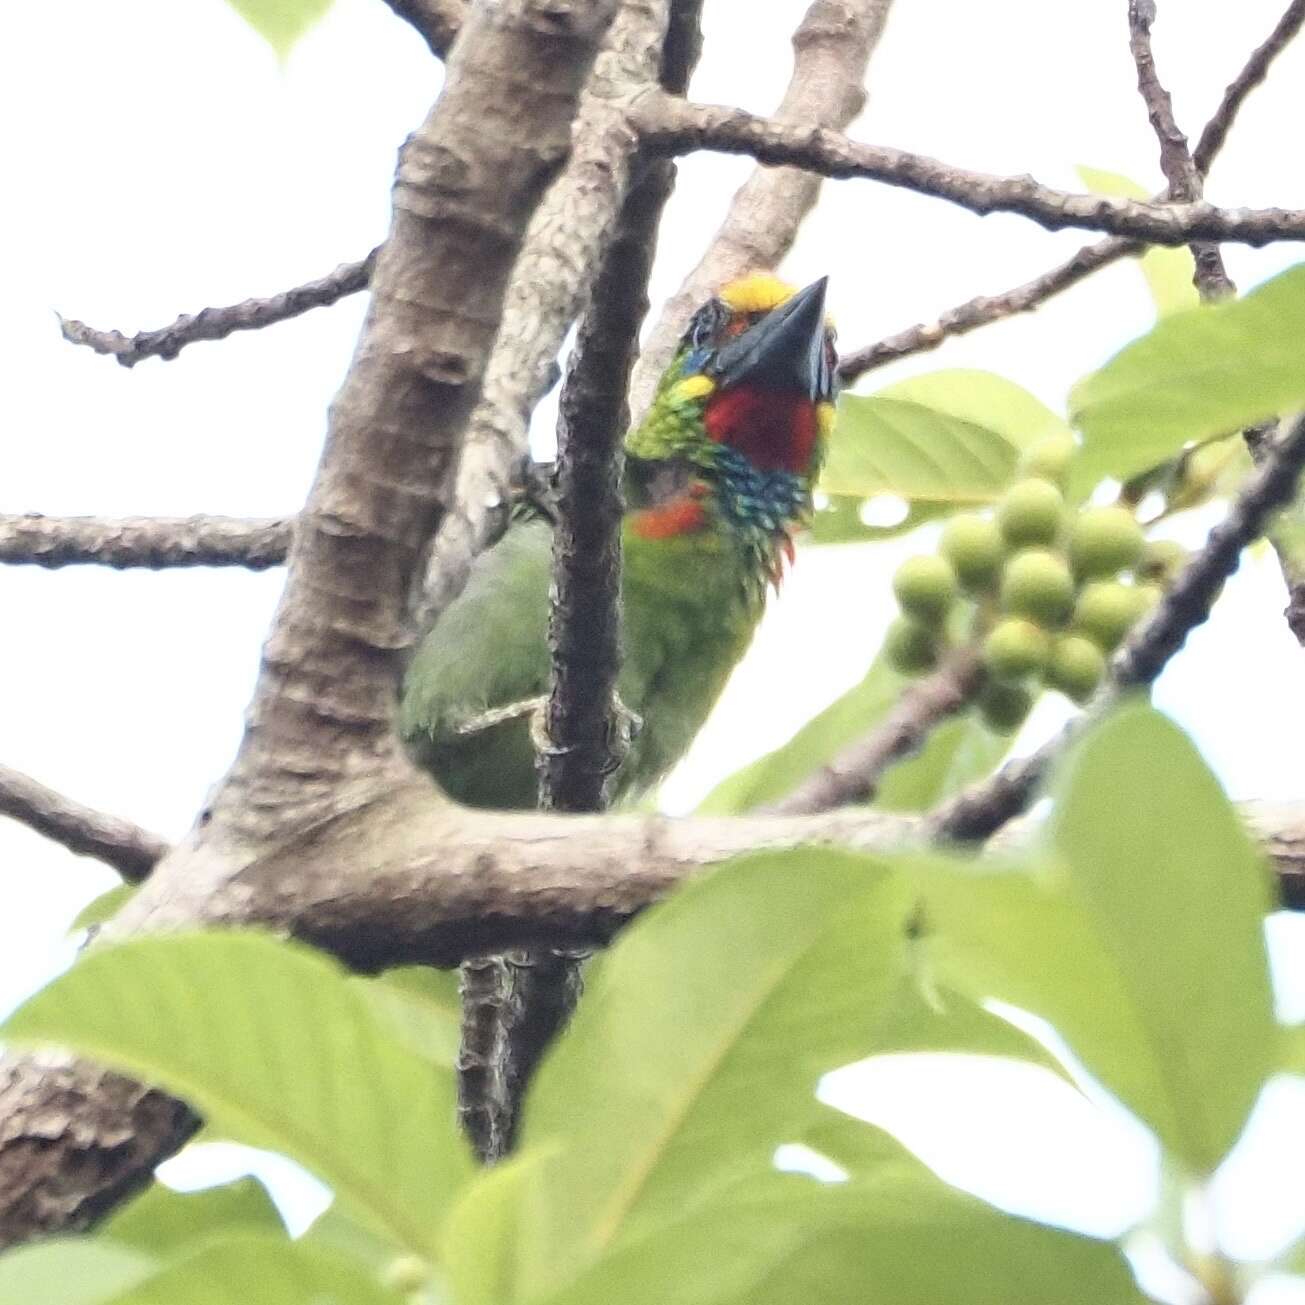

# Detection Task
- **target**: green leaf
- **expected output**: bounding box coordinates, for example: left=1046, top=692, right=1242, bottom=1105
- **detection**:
left=1279, top=1234, right=1305, bottom=1277
left=1077, top=167, right=1199, bottom=319
left=353, top=966, right=462, bottom=1065
left=546, top=1171, right=1146, bottom=1305
left=1048, top=704, right=1277, bottom=1171
left=880, top=370, right=1070, bottom=447
left=1282, top=1023, right=1305, bottom=1077
left=698, top=651, right=905, bottom=814
left=866, top=971, right=1073, bottom=1081
left=102, top=1176, right=284, bottom=1256
left=2, top=932, right=473, bottom=1255
left=1070, top=262, right=1305, bottom=489
left=794, top=1103, right=935, bottom=1181
left=71, top=884, right=139, bottom=932
left=914, top=856, right=1204, bottom=1173
left=521, top=850, right=910, bottom=1291
left=0, top=1239, right=155, bottom=1305
left=224, top=0, right=334, bottom=59
left=824, top=391, right=1038, bottom=503
left=873, top=713, right=1014, bottom=813
left=440, top=1149, right=551, bottom=1305
left=807, top=495, right=947, bottom=545
left=102, top=1234, right=402, bottom=1305
left=823, top=396, right=1018, bottom=501
left=297, top=1204, right=403, bottom=1272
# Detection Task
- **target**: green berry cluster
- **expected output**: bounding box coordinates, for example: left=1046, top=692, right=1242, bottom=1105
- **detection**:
left=885, top=432, right=1186, bottom=732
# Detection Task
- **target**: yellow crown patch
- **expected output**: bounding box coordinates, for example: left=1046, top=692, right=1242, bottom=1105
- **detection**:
left=717, top=274, right=798, bottom=314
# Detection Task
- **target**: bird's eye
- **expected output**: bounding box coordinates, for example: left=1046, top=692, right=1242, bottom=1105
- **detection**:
left=688, top=299, right=729, bottom=350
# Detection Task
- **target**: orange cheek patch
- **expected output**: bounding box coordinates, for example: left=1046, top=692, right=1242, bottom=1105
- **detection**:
left=704, top=387, right=820, bottom=474
left=630, top=498, right=709, bottom=539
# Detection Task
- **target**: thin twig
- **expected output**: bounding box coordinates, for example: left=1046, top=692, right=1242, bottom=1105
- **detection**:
left=377, top=0, right=464, bottom=57
left=59, top=250, right=378, bottom=368
left=838, top=0, right=1305, bottom=380
left=637, top=93, right=1305, bottom=247
left=837, top=237, right=1144, bottom=379
left=1128, top=0, right=1305, bottom=649
left=1127, top=0, right=1234, bottom=297
left=767, top=647, right=985, bottom=815
left=0, top=514, right=293, bottom=570
left=928, top=411, right=1305, bottom=844
left=0, top=765, right=167, bottom=883
left=1193, top=0, right=1305, bottom=174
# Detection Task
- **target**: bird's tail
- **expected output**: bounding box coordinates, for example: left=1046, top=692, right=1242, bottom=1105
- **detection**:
left=458, top=949, right=585, bottom=1162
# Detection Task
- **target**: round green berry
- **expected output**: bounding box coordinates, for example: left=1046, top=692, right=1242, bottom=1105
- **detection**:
left=1047, top=634, right=1106, bottom=704
left=1018, top=432, right=1078, bottom=485
left=885, top=615, right=940, bottom=675
left=892, top=554, right=959, bottom=625
left=983, top=617, right=1051, bottom=681
left=1138, top=539, right=1188, bottom=586
left=1067, top=506, right=1144, bottom=578
left=997, top=478, right=1066, bottom=548
left=1072, top=581, right=1147, bottom=651
left=939, top=514, right=1005, bottom=592
left=1000, top=548, right=1075, bottom=626
left=978, top=680, right=1035, bottom=734
left=1135, top=582, right=1163, bottom=614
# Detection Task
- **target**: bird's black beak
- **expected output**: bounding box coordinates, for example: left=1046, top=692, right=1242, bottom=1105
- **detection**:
left=709, top=276, right=831, bottom=402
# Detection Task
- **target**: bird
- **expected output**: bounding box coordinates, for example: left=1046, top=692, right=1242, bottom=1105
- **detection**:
left=399, top=273, right=837, bottom=1156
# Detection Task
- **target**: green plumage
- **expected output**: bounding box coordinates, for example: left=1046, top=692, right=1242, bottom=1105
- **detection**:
left=400, top=474, right=761, bottom=810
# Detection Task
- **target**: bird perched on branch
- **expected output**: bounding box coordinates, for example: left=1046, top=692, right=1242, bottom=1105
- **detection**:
left=400, top=273, right=837, bottom=1157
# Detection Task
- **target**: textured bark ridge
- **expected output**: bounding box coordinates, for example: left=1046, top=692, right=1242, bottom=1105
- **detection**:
left=0, top=1056, right=195, bottom=1245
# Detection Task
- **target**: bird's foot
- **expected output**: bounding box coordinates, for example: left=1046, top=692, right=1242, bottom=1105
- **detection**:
left=453, top=696, right=548, bottom=737
left=525, top=693, right=642, bottom=775
left=607, top=693, right=643, bottom=763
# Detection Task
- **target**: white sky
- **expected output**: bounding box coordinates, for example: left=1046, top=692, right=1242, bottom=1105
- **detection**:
left=5, top=0, right=1305, bottom=1294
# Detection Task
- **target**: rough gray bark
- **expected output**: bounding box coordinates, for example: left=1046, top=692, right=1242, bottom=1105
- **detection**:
left=637, top=94, right=1305, bottom=247
left=0, top=766, right=166, bottom=883
left=0, top=515, right=292, bottom=570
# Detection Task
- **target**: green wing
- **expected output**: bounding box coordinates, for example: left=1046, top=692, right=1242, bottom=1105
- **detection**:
left=400, top=519, right=760, bottom=809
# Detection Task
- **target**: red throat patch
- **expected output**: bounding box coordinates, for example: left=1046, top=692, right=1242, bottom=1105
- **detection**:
left=703, top=386, right=820, bottom=474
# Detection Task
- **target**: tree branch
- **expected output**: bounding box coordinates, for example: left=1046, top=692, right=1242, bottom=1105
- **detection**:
left=637, top=93, right=1305, bottom=247
left=629, top=0, right=894, bottom=417
left=8, top=776, right=1305, bottom=975
left=0, top=0, right=621, bottom=1247
left=377, top=0, right=465, bottom=58
left=539, top=167, right=675, bottom=811
left=766, top=647, right=985, bottom=815
left=1127, top=0, right=1234, bottom=297
left=58, top=252, right=377, bottom=368
left=837, top=0, right=1304, bottom=380
left=837, top=236, right=1145, bottom=379
left=416, top=0, right=678, bottom=631
left=0, top=765, right=166, bottom=883
left=0, top=514, right=292, bottom=570
left=928, top=410, right=1305, bottom=844
left=1193, top=0, right=1305, bottom=175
